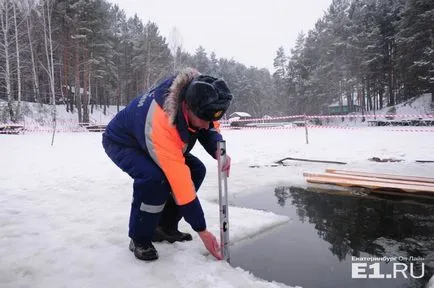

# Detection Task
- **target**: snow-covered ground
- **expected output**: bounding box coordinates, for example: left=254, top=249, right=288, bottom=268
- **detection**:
left=1, top=127, right=433, bottom=288
left=377, top=93, right=433, bottom=116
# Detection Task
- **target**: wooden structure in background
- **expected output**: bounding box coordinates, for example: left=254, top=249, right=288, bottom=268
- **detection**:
left=0, top=124, right=25, bottom=134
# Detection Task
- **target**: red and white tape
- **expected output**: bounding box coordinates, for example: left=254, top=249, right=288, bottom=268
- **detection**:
left=221, top=125, right=300, bottom=131
left=220, top=113, right=434, bottom=124
left=3, top=112, right=433, bottom=133
left=306, top=114, right=434, bottom=119
left=221, top=124, right=434, bottom=133
left=306, top=125, right=434, bottom=132
left=220, top=114, right=305, bottom=123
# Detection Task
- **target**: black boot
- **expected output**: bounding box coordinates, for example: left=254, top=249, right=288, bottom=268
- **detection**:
left=129, top=239, right=158, bottom=261
left=152, top=226, right=193, bottom=243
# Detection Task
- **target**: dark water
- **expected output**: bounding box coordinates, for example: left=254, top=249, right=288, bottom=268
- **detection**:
left=229, top=186, right=434, bottom=288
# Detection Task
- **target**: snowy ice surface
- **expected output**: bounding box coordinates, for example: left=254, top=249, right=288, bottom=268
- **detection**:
left=1, top=127, right=434, bottom=288
left=428, top=275, right=434, bottom=288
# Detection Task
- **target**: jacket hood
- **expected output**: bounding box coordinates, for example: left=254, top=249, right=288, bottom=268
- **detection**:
left=163, top=67, right=200, bottom=125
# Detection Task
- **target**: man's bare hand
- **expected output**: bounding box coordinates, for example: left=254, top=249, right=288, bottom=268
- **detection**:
left=222, top=154, right=231, bottom=177
left=216, top=150, right=231, bottom=177
left=198, top=230, right=222, bottom=260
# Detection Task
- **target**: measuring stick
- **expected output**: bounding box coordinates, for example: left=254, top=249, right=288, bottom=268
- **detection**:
left=217, top=140, right=230, bottom=262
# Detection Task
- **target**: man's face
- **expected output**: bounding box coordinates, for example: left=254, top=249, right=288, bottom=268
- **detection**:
left=187, top=108, right=210, bottom=130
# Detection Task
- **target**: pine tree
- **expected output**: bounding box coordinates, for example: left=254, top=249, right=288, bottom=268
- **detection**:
left=396, top=0, right=434, bottom=101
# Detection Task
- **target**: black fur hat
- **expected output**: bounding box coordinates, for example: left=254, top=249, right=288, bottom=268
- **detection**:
left=184, top=75, right=233, bottom=121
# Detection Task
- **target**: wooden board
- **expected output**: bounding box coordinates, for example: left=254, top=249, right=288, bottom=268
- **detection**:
left=305, top=176, right=434, bottom=193
left=325, top=168, right=434, bottom=184
left=303, top=172, right=434, bottom=188
left=307, top=182, right=434, bottom=201
left=0, top=124, right=24, bottom=135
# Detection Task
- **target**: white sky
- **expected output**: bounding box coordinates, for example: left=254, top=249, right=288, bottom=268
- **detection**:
left=108, top=0, right=332, bottom=71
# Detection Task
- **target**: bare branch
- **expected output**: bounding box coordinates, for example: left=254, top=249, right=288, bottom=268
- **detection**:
left=38, top=59, right=49, bottom=75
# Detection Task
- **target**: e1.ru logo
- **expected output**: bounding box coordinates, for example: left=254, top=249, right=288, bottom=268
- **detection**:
left=352, top=262, right=425, bottom=279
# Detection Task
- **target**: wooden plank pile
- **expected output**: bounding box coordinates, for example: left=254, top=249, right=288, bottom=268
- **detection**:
left=303, top=169, right=434, bottom=199
left=0, top=124, right=25, bottom=134
left=85, top=124, right=107, bottom=132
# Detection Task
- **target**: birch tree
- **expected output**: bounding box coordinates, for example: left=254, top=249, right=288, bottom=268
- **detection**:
left=0, top=0, right=14, bottom=122
left=40, top=0, right=56, bottom=144
left=168, top=26, right=183, bottom=72
left=12, top=1, right=22, bottom=120
left=25, top=0, right=40, bottom=105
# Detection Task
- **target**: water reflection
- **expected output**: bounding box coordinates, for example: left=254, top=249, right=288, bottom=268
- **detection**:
left=274, top=186, right=434, bottom=285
